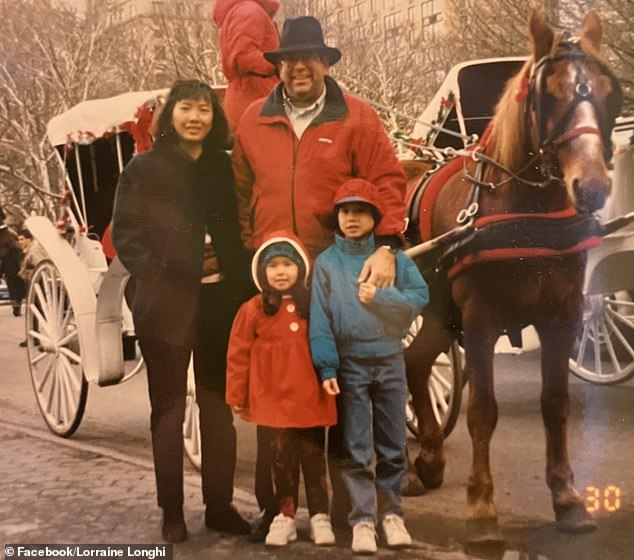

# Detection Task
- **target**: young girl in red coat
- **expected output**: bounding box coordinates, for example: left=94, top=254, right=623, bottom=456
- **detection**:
left=226, top=231, right=337, bottom=547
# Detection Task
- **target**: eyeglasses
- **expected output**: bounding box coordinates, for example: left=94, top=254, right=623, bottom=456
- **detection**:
left=279, top=54, right=324, bottom=65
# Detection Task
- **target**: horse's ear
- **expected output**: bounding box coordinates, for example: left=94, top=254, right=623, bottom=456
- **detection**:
left=528, top=9, right=554, bottom=61
left=581, top=10, right=602, bottom=51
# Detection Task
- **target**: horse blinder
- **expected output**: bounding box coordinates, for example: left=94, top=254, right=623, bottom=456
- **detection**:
left=528, top=46, right=622, bottom=165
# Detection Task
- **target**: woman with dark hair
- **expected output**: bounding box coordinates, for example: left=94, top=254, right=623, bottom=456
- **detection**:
left=112, top=80, right=251, bottom=543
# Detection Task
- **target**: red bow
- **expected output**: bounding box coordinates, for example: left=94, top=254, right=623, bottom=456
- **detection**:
left=515, top=77, right=530, bottom=103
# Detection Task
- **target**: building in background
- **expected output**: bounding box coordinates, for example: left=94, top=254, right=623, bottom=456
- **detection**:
left=306, top=0, right=446, bottom=53
left=82, top=0, right=213, bottom=24
left=54, top=1, right=213, bottom=24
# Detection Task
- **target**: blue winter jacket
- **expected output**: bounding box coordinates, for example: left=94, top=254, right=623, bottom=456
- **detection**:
left=309, top=234, right=429, bottom=381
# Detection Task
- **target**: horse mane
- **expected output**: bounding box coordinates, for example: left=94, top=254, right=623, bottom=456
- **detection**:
left=488, top=58, right=533, bottom=174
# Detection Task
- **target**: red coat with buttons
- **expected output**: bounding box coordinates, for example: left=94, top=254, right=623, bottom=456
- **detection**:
left=226, top=294, right=336, bottom=428
left=225, top=231, right=337, bottom=427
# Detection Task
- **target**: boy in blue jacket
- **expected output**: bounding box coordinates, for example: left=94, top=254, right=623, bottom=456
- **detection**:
left=309, top=178, right=429, bottom=554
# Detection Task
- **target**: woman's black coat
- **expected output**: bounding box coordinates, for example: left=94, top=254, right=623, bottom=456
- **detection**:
left=112, top=144, right=250, bottom=348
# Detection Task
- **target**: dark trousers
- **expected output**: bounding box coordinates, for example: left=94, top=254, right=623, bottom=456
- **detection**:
left=195, top=388, right=237, bottom=507
left=262, top=426, right=329, bottom=518
left=139, top=282, right=242, bottom=516
left=255, top=426, right=277, bottom=516
left=139, top=336, right=190, bottom=515
left=194, top=281, right=242, bottom=509
left=256, top=420, right=351, bottom=524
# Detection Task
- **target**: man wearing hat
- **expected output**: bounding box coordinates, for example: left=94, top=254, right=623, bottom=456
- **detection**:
left=232, top=15, right=407, bottom=539
left=232, top=15, right=406, bottom=264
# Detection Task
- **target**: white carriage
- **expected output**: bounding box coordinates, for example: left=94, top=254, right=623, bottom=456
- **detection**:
left=569, top=116, right=634, bottom=384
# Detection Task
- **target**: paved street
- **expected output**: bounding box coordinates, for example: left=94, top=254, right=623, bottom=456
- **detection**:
left=1, top=302, right=633, bottom=560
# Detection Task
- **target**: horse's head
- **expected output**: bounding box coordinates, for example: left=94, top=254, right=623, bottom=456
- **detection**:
left=526, top=10, right=622, bottom=213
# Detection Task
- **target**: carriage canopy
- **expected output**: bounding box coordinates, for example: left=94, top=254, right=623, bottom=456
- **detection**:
left=412, top=58, right=526, bottom=148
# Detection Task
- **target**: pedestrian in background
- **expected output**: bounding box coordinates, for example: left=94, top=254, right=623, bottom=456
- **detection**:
left=0, top=225, right=26, bottom=318
left=16, top=228, right=47, bottom=348
left=226, top=232, right=337, bottom=548
left=212, top=0, right=280, bottom=130
left=17, top=228, right=47, bottom=284
left=112, top=79, right=250, bottom=543
left=310, top=179, right=429, bottom=554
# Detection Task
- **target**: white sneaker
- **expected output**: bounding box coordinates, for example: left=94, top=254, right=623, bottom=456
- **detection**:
left=310, top=513, right=336, bottom=545
left=382, top=514, right=412, bottom=548
left=264, top=514, right=297, bottom=546
left=351, top=521, right=377, bottom=554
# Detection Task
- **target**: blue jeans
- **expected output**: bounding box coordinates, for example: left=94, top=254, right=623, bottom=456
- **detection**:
left=338, top=353, right=407, bottom=526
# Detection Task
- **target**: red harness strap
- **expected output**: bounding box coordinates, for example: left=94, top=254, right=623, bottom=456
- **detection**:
left=417, top=156, right=466, bottom=242
left=446, top=209, right=602, bottom=280
left=553, top=125, right=601, bottom=146
left=417, top=127, right=494, bottom=241
left=447, top=237, right=601, bottom=280
left=475, top=207, right=576, bottom=226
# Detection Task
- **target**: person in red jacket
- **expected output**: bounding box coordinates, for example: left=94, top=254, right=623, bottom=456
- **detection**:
left=232, top=16, right=406, bottom=263
left=226, top=232, right=337, bottom=547
left=212, top=0, right=280, bottom=130
left=232, top=15, right=408, bottom=534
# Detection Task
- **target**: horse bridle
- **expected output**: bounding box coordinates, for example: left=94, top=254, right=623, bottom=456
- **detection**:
left=527, top=38, right=623, bottom=167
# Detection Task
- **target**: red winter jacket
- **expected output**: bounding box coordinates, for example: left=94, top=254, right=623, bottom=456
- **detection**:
left=226, top=231, right=337, bottom=428
left=232, top=77, right=407, bottom=259
left=212, top=0, right=280, bottom=130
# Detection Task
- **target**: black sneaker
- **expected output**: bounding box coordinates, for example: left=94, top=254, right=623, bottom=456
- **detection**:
left=205, top=504, right=251, bottom=535
left=248, top=511, right=275, bottom=543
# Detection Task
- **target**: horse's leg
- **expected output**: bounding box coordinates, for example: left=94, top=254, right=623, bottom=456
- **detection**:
left=404, top=313, right=453, bottom=490
left=462, top=308, right=504, bottom=544
left=535, top=320, right=597, bottom=533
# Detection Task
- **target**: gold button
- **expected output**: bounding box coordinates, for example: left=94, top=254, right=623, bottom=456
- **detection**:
left=286, top=303, right=296, bottom=313
left=290, top=322, right=299, bottom=332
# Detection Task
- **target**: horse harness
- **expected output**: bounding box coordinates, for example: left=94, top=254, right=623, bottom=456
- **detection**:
left=407, top=38, right=621, bottom=281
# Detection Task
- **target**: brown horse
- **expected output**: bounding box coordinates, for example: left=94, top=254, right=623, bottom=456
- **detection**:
left=403, top=9, right=622, bottom=544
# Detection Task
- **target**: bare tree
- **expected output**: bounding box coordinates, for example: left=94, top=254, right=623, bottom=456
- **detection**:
left=0, top=0, right=223, bottom=217
left=445, top=0, right=633, bottom=114
left=0, top=0, right=120, bottom=218
left=141, top=1, right=223, bottom=87
left=594, top=0, right=634, bottom=113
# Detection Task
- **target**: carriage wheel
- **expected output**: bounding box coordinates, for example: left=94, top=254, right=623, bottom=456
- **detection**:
left=569, top=290, right=634, bottom=385
left=183, top=357, right=201, bottom=470
left=26, top=260, right=88, bottom=437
